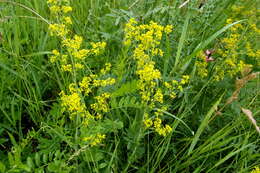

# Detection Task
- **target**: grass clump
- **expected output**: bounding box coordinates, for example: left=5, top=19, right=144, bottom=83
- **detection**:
left=0, top=0, right=259, bottom=172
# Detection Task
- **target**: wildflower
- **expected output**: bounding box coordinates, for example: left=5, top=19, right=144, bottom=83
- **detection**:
left=62, top=6, right=73, bottom=13
left=72, top=49, right=90, bottom=60
left=49, top=24, right=68, bottom=37
left=91, top=93, right=111, bottom=113
left=153, top=117, right=172, bottom=136
left=68, top=83, right=79, bottom=93
left=82, top=134, right=106, bottom=146
left=63, top=16, right=72, bottom=25
left=93, top=78, right=116, bottom=87
left=47, top=0, right=58, bottom=4
left=251, top=166, right=260, bottom=173
left=79, top=76, right=92, bottom=95
left=60, top=91, right=86, bottom=118
left=154, top=88, right=163, bottom=103
left=195, top=51, right=208, bottom=78
left=75, top=63, right=84, bottom=70
left=90, top=42, right=106, bottom=55
left=52, top=49, right=60, bottom=56
left=49, top=5, right=60, bottom=14
left=144, top=113, right=153, bottom=128
left=61, top=64, right=72, bottom=72
left=50, top=56, right=57, bottom=63
left=164, top=25, right=173, bottom=34
left=100, top=63, right=112, bottom=75
left=62, top=35, right=83, bottom=50
left=124, top=18, right=176, bottom=136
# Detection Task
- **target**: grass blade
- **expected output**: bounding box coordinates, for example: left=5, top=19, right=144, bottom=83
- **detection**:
left=188, top=94, right=223, bottom=155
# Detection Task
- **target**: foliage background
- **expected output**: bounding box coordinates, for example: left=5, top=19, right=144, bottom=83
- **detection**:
left=0, top=0, right=259, bottom=172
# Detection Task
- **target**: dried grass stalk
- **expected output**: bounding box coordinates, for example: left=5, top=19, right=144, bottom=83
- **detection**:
left=241, top=108, right=260, bottom=135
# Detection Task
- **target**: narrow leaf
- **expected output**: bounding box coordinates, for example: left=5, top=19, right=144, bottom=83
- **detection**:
left=188, top=94, right=223, bottom=155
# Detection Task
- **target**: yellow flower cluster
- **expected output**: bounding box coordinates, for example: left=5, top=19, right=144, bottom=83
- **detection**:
left=217, top=18, right=257, bottom=79
left=215, top=20, right=244, bottom=80
left=124, top=18, right=186, bottom=136
left=251, top=166, right=260, bottom=173
left=82, top=133, right=106, bottom=146
left=60, top=65, right=115, bottom=120
left=142, top=76, right=189, bottom=136
left=164, top=75, right=189, bottom=99
left=47, top=0, right=112, bottom=147
left=124, top=18, right=172, bottom=49
left=49, top=24, right=69, bottom=37
left=59, top=65, right=115, bottom=144
left=47, top=0, right=106, bottom=72
left=91, top=93, right=111, bottom=117
left=143, top=114, right=172, bottom=137
left=195, top=2, right=259, bottom=81
left=213, top=3, right=259, bottom=81
left=124, top=18, right=172, bottom=106
left=47, top=0, right=72, bottom=14
left=59, top=91, right=88, bottom=119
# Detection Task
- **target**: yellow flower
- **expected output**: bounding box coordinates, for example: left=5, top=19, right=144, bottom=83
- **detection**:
left=68, top=83, right=79, bottom=93
left=79, top=76, right=92, bottom=95
left=61, top=64, right=72, bottom=72
left=49, top=24, right=69, bottom=37
left=154, top=88, right=163, bottom=103
left=90, top=42, right=106, bottom=55
left=144, top=113, right=153, bottom=128
left=49, top=5, right=60, bottom=14
left=82, top=133, right=106, bottom=146
left=60, top=91, right=86, bottom=118
left=47, top=0, right=58, bottom=4
left=72, top=49, right=90, bottom=60
left=75, top=63, right=84, bottom=70
left=50, top=56, right=57, bottom=63
left=251, top=166, right=260, bottom=173
left=63, top=16, right=72, bottom=25
left=164, top=25, right=173, bottom=34
left=52, top=49, right=60, bottom=56
left=93, top=78, right=116, bottom=87
left=62, top=6, right=73, bottom=13
left=62, top=35, right=83, bottom=50
left=100, top=63, right=112, bottom=75
left=91, top=93, right=111, bottom=113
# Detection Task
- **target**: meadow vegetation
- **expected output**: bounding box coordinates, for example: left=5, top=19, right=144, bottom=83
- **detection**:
left=0, top=0, right=259, bottom=172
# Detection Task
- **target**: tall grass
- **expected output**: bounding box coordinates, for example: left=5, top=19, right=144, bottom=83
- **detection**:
left=0, top=0, right=259, bottom=172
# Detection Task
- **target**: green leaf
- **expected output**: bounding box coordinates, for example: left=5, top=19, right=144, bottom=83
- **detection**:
left=99, top=163, right=107, bottom=169
left=26, top=157, right=34, bottom=169
left=7, top=132, right=17, bottom=147
left=19, top=164, right=31, bottom=172
left=188, top=94, right=224, bottom=155
left=111, top=80, right=138, bottom=97
left=8, top=152, right=15, bottom=166
left=173, top=12, right=190, bottom=69
left=35, top=152, right=41, bottom=167
left=0, top=161, right=6, bottom=173
left=43, top=153, right=48, bottom=164
left=84, top=149, right=104, bottom=162
left=207, top=144, right=253, bottom=173
left=102, top=119, right=124, bottom=133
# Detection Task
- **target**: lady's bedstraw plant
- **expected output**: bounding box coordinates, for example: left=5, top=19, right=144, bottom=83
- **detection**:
left=48, top=0, right=106, bottom=72
left=47, top=0, right=114, bottom=146
left=124, top=19, right=189, bottom=136
left=196, top=2, right=260, bottom=81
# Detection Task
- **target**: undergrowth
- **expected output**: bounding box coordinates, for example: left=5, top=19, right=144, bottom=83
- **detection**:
left=0, top=0, right=259, bottom=172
